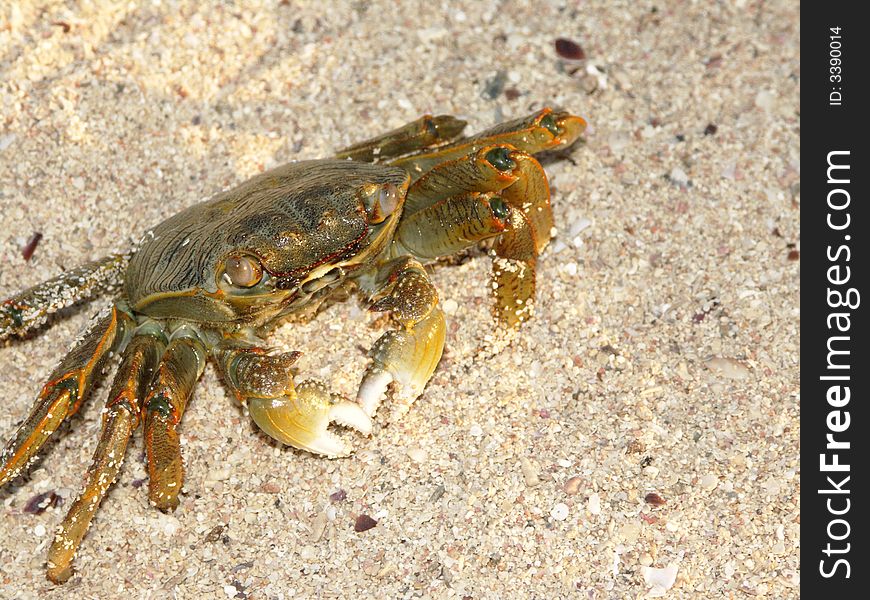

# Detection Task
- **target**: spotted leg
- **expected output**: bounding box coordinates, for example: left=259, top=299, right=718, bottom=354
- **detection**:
left=487, top=148, right=555, bottom=344
left=0, top=305, right=133, bottom=487
left=334, top=114, right=467, bottom=162
left=0, top=253, right=130, bottom=340
left=46, top=324, right=166, bottom=584
left=394, top=140, right=556, bottom=347
left=214, top=344, right=372, bottom=458
left=391, top=108, right=586, bottom=178
left=143, top=328, right=207, bottom=510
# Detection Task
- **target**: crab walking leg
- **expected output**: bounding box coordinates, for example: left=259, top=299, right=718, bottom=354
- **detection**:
left=334, top=114, right=467, bottom=163
left=402, top=144, right=519, bottom=216
left=0, top=253, right=130, bottom=340
left=0, top=305, right=133, bottom=487
left=356, top=259, right=445, bottom=420
left=499, top=151, right=555, bottom=255
left=395, top=192, right=511, bottom=259
left=490, top=204, right=539, bottom=335
left=143, top=328, right=206, bottom=511
left=214, top=346, right=372, bottom=458
left=398, top=137, right=557, bottom=343
left=484, top=152, right=554, bottom=339
left=391, top=108, right=586, bottom=178
left=46, top=326, right=166, bottom=584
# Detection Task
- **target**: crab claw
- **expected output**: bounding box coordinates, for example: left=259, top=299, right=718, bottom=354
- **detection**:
left=248, top=381, right=372, bottom=458
left=357, top=308, right=445, bottom=420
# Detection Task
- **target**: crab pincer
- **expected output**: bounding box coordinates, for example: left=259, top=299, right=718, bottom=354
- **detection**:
left=216, top=347, right=372, bottom=457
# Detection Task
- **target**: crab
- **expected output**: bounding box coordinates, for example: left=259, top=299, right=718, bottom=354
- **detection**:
left=0, top=107, right=585, bottom=582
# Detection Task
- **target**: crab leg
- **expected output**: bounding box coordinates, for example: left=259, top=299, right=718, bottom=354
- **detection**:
left=0, top=253, right=130, bottom=340
left=356, top=258, right=445, bottom=420
left=143, top=328, right=206, bottom=511
left=401, top=144, right=519, bottom=216
left=391, top=108, right=585, bottom=177
left=395, top=192, right=511, bottom=259
left=489, top=204, right=538, bottom=332
left=397, top=143, right=555, bottom=352
left=0, top=305, right=133, bottom=487
left=484, top=144, right=560, bottom=338
left=46, top=325, right=166, bottom=584
left=334, top=114, right=467, bottom=163
left=214, top=346, right=372, bottom=458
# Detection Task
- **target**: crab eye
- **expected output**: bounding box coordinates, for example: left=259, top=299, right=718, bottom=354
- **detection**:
left=539, top=113, right=561, bottom=137
left=222, top=255, right=263, bottom=288
left=489, top=197, right=510, bottom=220
left=365, top=183, right=402, bottom=224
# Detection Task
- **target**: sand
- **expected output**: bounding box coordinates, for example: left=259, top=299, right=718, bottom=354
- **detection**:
left=0, top=1, right=800, bottom=598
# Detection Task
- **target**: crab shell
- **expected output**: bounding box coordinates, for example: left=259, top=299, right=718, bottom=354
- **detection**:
left=126, top=160, right=410, bottom=327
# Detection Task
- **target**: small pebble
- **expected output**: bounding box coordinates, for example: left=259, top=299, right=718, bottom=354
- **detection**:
left=669, top=167, right=688, bottom=186
left=354, top=514, right=378, bottom=532
left=645, top=492, right=666, bottom=506
left=551, top=503, right=569, bottom=521
left=407, top=447, right=428, bottom=463
left=705, top=357, right=750, bottom=380
left=755, top=89, right=775, bottom=112
left=587, top=493, right=601, bottom=515
left=24, top=490, right=61, bottom=514
left=0, top=133, right=16, bottom=151
left=642, top=563, right=679, bottom=596
left=33, top=524, right=46, bottom=537
left=160, top=514, right=181, bottom=536
left=700, top=473, right=718, bottom=490
left=643, top=465, right=660, bottom=478
left=569, top=218, right=592, bottom=237
left=469, top=424, right=483, bottom=437
left=521, top=458, right=541, bottom=487
left=442, top=298, right=458, bottom=315
left=310, top=511, right=328, bottom=542
left=554, top=37, right=585, bottom=60
left=563, top=476, right=582, bottom=495
left=620, top=522, right=641, bottom=543
left=206, top=467, right=232, bottom=483
left=22, top=232, right=43, bottom=261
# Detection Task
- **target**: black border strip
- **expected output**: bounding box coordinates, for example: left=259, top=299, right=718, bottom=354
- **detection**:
left=802, top=4, right=868, bottom=596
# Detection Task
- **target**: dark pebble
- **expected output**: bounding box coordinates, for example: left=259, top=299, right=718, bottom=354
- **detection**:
left=24, top=490, right=61, bottom=514
left=555, top=38, right=585, bottom=60
left=644, top=492, right=667, bottom=506
left=22, top=232, right=43, bottom=261
left=354, top=514, right=378, bottom=532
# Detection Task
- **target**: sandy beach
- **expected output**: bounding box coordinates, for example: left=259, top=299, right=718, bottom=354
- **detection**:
left=0, top=1, right=800, bottom=598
